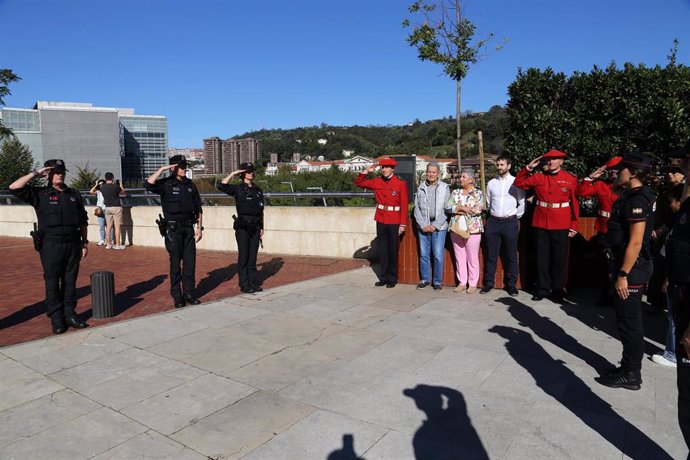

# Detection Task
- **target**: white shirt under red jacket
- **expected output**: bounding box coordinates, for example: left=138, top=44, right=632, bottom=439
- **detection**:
left=355, top=173, right=409, bottom=225
left=514, top=167, right=580, bottom=231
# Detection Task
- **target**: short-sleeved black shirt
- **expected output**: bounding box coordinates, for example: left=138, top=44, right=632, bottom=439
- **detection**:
left=610, top=186, right=656, bottom=260
left=100, top=183, right=122, bottom=207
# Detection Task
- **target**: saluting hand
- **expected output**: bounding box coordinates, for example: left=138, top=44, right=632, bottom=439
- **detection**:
left=364, top=164, right=378, bottom=174
left=589, top=166, right=606, bottom=180
left=527, top=157, right=542, bottom=170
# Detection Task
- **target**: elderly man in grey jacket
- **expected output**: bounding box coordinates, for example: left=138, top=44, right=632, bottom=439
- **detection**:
left=414, top=162, right=451, bottom=290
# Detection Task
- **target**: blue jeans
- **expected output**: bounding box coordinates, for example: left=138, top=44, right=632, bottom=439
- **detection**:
left=664, top=285, right=679, bottom=362
left=418, top=229, right=447, bottom=286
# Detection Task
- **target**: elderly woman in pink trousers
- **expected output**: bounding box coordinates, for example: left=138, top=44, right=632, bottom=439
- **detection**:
left=446, top=169, right=484, bottom=293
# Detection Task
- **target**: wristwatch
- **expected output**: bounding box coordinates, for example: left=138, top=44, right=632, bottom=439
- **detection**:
left=617, top=270, right=628, bottom=278
left=197, top=226, right=204, bottom=231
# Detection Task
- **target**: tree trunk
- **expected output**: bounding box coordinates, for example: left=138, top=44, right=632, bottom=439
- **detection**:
left=456, top=79, right=462, bottom=171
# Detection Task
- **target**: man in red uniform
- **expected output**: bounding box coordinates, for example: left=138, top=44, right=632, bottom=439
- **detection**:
left=355, top=157, right=409, bottom=288
left=576, top=156, right=622, bottom=305
left=576, top=156, right=622, bottom=235
left=515, top=150, right=580, bottom=302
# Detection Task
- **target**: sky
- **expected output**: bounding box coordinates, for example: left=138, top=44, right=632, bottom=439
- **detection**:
left=2, top=0, right=690, bottom=147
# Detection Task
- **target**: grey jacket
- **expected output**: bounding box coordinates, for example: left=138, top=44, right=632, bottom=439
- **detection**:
left=414, top=180, right=451, bottom=231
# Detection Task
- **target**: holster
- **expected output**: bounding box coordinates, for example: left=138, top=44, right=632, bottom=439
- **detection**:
left=602, top=247, right=617, bottom=273
left=30, top=229, right=44, bottom=252
left=233, top=214, right=262, bottom=232
left=155, top=214, right=168, bottom=237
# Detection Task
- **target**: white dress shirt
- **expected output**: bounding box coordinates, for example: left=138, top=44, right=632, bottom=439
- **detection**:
left=486, top=173, right=526, bottom=218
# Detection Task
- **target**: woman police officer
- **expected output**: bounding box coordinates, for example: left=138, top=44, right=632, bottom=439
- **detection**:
left=596, top=151, right=656, bottom=390
left=218, top=162, right=265, bottom=294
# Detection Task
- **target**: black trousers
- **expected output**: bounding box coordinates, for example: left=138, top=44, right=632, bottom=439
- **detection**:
left=377, top=222, right=400, bottom=283
left=674, top=285, right=690, bottom=455
left=235, top=227, right=261, bottom=290
left=613, top=257, right=653, bottom=376
left=534, top=228, right=569, bottom=296
left=165, top=225, right=196, bottom=301
left=483, top=216, right=519, bottom=289
left=40, top=238, right=82, bottom=326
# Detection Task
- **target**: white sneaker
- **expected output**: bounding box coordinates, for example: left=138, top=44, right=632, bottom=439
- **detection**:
left=114, top=245, right=125, bottom=250
left=651, top=353, right=677, bottom=367
left=97, top=240, right=106, bottom=246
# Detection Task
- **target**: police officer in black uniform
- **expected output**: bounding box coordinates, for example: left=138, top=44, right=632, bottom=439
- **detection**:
left=595, top=152, right=656, bottom=390
left=9, top=159, right=89, bottom=334
left=145, top=155, right=203, bottom=308
left=218, top=162, right=265, bottom=294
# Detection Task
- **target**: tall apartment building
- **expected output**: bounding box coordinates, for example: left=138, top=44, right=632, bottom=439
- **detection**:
left=202, top=137, right=223, bottom=174
left=0, top=101, right=167, bottom=184
left=202, top=137, right=262, bottom=174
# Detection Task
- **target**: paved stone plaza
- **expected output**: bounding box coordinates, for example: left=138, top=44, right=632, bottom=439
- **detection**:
left=0, top=267, right=685, bottom=459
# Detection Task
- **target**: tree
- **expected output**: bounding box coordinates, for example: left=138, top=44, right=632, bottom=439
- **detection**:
left=0, top=137, right=35, bottom=189
left=0, top=69, right=21, bottom=139
left=69, top=163, right=100, bottom=190
left=403, top=0, right=504, bottom=168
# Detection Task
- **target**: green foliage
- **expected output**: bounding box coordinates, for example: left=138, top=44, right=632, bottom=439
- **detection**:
left=504, top=58, right=690, bottom=178
left=238, top=110, right=506, bottom=162
left=69, top=163, right=100, bottom=190
left=0, top=69, right=21, bottom=139
left=0, top=137, right=36, bottom=189
left=194, top=168, right=376, bottom=207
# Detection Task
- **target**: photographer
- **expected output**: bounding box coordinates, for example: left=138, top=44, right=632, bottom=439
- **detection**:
left=218, top=162, right=265, bottom=294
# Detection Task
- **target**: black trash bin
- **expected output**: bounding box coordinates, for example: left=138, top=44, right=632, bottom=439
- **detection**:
left=91, top=271, right=115, bottom=319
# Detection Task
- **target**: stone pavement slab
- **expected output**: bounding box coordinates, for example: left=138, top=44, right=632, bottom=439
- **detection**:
left=0, top=266, right=686, bottom=459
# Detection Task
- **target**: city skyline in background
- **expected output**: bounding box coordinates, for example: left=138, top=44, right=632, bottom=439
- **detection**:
left=2, top=0, right=690, bottom=147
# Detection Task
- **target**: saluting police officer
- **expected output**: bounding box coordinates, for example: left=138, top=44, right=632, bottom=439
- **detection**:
left=145, top=155, right=203, bottom=308
left=218, top=162, right=265, bottom=294
left=9, top=160, right=89, bottom=334
left=595, top=152, right=656, bottom=391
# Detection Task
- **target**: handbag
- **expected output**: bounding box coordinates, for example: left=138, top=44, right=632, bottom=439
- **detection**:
left=449, top=215, right=471, bottom=239
left=94, top=207, right=104, bottom=217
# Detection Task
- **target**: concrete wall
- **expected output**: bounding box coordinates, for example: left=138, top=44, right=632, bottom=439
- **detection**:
left=0, top=206, right=378, bottom=259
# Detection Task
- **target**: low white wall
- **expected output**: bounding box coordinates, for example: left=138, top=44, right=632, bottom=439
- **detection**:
left=0, top=206, right=378, bottom=259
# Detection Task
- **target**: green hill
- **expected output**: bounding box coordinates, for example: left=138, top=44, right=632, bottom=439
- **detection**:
left=237, top=105, right=506, bottom=162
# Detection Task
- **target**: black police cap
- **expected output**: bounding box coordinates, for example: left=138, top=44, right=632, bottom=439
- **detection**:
left=169, top=155, right=188, bottom=167
left=239, top=162, right=255, bottom=172
left=611, top=151, right=654, bottom=172
left=44, top=159, right=68, bottom=172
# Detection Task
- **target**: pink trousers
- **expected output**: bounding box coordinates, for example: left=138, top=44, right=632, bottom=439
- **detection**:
left=450, top=233, right=482, bottom=287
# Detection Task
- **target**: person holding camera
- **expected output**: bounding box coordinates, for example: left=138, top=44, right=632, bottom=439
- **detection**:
left=145, top=155, right=203, bottom=308
left=100, top=172, right=126, bottom=250
left=9, top=159, right=89, bottom=334
left=218, top=162, right=265, bottom=294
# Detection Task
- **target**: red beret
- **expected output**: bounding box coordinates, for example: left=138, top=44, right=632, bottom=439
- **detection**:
left=379, top=158, right=397, bottom=167
left=605, top=156, right=623, bottom=170
left=542, top=150, right=567, bottom=159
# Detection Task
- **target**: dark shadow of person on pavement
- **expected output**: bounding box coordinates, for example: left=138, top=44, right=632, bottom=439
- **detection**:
left=496, top=297, right=614, bottom=374
left=560, top=289, right=665, bottom=358
left=195, top=264, right=238, bottom=298
left=489, top=325, right=671, bottom=460
left=113, top=274, right=167, bottom=315
left=0, top=285, right=90, bottom=330
left=404, top=384, right=488, bottom=460
left=327, top=434, right=360, bottom=460
left=256, top=257, right=284, bottom=287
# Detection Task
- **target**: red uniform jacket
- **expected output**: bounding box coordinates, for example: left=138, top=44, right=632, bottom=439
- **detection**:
left=575, top=179, right=619, bottom=234
left=515, top=167, right=579, bottom=231
left=355, top=173, right=409, bottom=225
